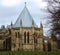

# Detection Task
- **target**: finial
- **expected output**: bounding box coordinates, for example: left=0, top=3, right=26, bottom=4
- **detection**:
left=40, top=21, right=43, bottom=28
left=32, top=20, right=34, bottom=25
left=11, top=21, right=13, bottom=26
left=32, top=20, right=34, bottom=28
left=10, top=21, right=13, bottom=29
left=20, top=19, right=22, bottom=27
left=25, top=2, right=26, bottom=6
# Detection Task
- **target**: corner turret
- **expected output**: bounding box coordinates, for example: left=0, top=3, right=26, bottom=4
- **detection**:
left=10, top=21, right=13, bottom=29
left=40, top=22, right=43, bottom=35
left=20, top=19, right=22, bottom=27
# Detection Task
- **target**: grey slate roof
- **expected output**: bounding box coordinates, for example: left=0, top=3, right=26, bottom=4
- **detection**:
left=13, top=5, right=38, bottom=28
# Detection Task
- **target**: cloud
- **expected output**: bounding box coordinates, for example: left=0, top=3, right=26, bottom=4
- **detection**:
left=0, top=0, right=48, bottom=8
left=0, top=0, right=23, bottom=7
left=32, top=0, right=48, bottom=9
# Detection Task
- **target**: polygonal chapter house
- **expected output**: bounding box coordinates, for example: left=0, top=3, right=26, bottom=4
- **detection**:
left=0, top=4, right=59, bottom=51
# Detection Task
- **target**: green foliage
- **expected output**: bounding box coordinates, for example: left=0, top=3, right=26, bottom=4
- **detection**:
left=0, top=51, right=60, bottom=55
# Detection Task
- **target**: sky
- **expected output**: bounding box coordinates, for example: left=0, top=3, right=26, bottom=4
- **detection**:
left=0, top=0, right=50, bottom=36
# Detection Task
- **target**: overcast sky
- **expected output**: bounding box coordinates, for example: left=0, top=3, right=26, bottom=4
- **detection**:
left=0, top=0, right=50, bottom=36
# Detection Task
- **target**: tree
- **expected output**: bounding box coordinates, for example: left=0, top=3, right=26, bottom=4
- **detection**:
left=47, top=0, right=60, bottom=40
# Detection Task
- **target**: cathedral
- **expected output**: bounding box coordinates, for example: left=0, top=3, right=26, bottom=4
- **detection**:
left=0, top=4, right=60, bottom=51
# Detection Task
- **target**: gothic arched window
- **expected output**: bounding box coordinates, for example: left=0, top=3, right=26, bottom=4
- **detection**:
left=15, top=32, right=17, bottom=38
left=27, top=32, right=29, bottom=43
left=34, top=37, right=37, bottom=44
left=24, top=32, right=26, bottom=43
left=18, top=32, right=20, bottom=38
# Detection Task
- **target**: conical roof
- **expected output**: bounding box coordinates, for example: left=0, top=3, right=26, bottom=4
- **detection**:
left=13, top=5, right=38, bottom=28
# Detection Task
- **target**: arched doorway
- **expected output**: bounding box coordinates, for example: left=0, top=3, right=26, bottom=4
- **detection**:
left=48, top=41, right=51, bottom=51
left=3, top=37, right=11, bottom=51
left=43, top=40, right=51, bottom=51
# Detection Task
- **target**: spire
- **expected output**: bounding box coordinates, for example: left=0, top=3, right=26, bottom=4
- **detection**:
left=32, top=20, right=34, bottom=27
left=40, top=22, right=43, bottom=29
left=32, top=20, right=34, bottom=25
left=40, top=23, right=43, bottom=28
left=20, top=19, right=22, bottom=27
left=10, top=21, right=13, bottom=29
left=11, top=21, right=13, bottom=26
left=13, top=2, right=38, bottom=28
left=40, top=22, right=43, bottom=36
